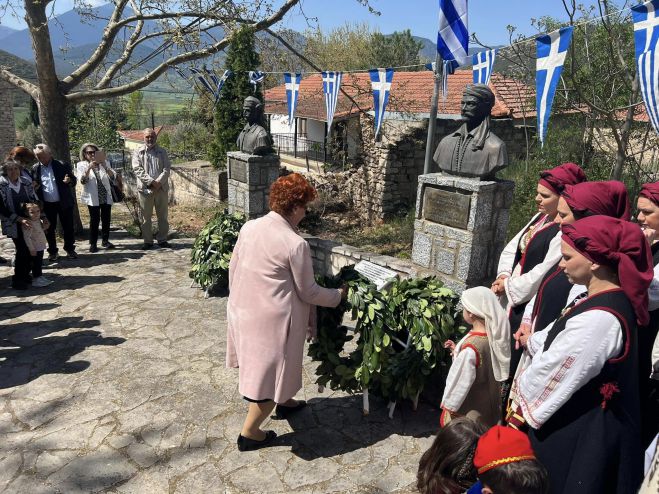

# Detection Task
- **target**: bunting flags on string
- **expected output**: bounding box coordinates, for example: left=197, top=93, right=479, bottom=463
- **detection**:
left=369, top=68, right=394, bottom=139
left=189, top=67, right=216, bottom=97
left=472, top=49, right=497, bottom=84
left=249, top=71, right=265, bottom=92
left=284, top=72, right=301, bottom=128
left=213, top=70, right=232, bottom=105
left=322, top=71, right=343, bottom=134
left=633, top=0, right=659, bottom=133
left=536, top=27, right=573, bottom=147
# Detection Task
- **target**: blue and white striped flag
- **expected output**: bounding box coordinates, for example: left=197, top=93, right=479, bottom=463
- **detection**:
left=369, top=68, right=394, bottom=139
left=633, top=1, right=659, bottom=133
left=322, top=71, right=343, bottom=135
left=473, top=49, right=497, bottom=84
left=189, top=67, right=216, bottom=97
left=536, top=27, right=573, bottom=147
left=248, top=71, right=265, bottom=92
left=213, top=70, right=232, bottom=105
left=284, top=72, right=301, bottom=129
left=437, top=0, right=469, bottom=72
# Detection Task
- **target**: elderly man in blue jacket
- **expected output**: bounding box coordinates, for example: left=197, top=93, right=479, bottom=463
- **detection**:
left=32, top=143, right=78, bottom=261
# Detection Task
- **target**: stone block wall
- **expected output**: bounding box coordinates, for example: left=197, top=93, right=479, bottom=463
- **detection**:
left=0, top=81, right=16, bottom=159
left=168, top=162, right=228, bottom=206
left=227, top=152, right=280, bottom=219
left=345, top=114, right=528, bottom=223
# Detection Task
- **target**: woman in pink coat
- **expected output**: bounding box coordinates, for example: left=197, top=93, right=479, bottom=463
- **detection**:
left=227, top=173, right=345, bottom=451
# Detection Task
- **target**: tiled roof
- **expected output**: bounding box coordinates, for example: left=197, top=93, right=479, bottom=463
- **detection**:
left=265, top=70, right=536, bottom=121
left=117, top=125, right=173, bottom=141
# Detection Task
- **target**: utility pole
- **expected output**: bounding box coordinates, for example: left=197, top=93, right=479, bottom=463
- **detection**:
left=423, top=53, right=443, bottom=175
left=151, top=112, right=155, bottom=129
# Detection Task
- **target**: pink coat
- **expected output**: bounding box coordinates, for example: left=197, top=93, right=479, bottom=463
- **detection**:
left=226, top=211, right=342, bottom=403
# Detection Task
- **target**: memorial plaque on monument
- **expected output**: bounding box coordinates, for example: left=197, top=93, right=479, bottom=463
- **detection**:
left=354, top=260, right=399, bottom=290
left=229, top=159, right=247, bottom=183
left=422, top=187, right=471, bottom=230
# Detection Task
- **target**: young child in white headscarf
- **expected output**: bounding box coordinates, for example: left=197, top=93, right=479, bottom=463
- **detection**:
left=440, top=286, right=511, bottom=428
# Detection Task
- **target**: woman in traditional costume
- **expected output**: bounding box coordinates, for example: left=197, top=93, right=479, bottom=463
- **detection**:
left=492, top=163, right=586, bottom=378
left=636, top=182, right=659, bottom=449
left=508, top=215, right=652, bottom=494
left=440, top=287, right=510, bottom=428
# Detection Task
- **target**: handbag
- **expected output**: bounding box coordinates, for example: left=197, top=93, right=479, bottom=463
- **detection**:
left=109, top=175, right=125, bottom=203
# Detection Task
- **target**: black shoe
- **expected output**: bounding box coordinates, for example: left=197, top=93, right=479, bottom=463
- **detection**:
left=236, top=430, right=277, bottom=452
left=273, top=400, right=307, bottom=420
left=66, top=251, right=78, bottom=259
left=0, top=256, right=7, bottom=264
left=89, top=245, right=99, bottom=253
left=141, top=243, right=153, bottom=250
left=158, top=241, right=171, bottom=248
left=11, top=283, right=28, bottom=291
left=101, top=241, right=115, bottom=249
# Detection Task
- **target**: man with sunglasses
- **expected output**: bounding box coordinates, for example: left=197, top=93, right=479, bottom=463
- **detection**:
left=132, top=128, right=171, bottom=250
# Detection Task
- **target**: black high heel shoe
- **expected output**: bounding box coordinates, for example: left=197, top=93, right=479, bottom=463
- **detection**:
left=273, top=400, right=307, bottom=420
left=236, top=430, right=277, bottom=452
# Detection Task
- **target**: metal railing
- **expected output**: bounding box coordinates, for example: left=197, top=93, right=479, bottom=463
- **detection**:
left=272, top=133, right=330, bottom=165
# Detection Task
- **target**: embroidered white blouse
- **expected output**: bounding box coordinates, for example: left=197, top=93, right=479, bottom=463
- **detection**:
left=440, top=333, right=479, bottom=412
left=515, top=307, right=623, bottom=429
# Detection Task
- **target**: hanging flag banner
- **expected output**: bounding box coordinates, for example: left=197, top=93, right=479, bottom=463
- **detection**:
left=322, top=71, right=343, bottom=135
left=536, top=27, right=573, bottom=147
left=249, top=70, right=265, bottom=92
left=437, top=0, right=468, bottom=100
left=369, top=68, right=394, bottom=139
left=284, top=72, right=301, bottom=128
left=473, top=49, right=497, bottom=84
left=213, top=69, right=232, bottom=105
left=189, top=67, right=216, bottom=98
left=633, top=0, right=659, bottom=133
left=424, top=62, right=437, bottom=72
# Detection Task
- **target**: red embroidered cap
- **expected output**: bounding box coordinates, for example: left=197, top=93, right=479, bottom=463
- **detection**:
left=474, top=425, right=536, bottom=474
left=538, top=162, right=586, bottom=194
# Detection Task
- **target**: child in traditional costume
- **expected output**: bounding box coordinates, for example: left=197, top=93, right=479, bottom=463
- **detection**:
left=508, top=216, right=652, bottom=494
left=440, top=287, right=510, bottom=428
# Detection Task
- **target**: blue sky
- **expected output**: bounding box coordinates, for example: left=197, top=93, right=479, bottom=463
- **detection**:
left=1, top=0, right=618, bottom=46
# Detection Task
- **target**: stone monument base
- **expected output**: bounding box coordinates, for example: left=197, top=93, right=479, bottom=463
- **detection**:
left=226, top=152, right=280, bottom=219
left=411, top=173, right=514, bottom=294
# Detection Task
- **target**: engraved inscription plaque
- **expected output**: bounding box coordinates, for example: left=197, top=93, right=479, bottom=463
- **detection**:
left=354, top=260, right=398, bottom=290
left=422, top=187, right=471, bottom=229
left=229, top=159, right=247, bottom=183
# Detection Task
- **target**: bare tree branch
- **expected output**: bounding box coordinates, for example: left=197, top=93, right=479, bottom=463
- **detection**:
left=0, top=68, right=39, bottom=99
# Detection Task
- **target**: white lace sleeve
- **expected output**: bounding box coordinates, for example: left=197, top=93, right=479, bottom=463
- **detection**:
left=648, top=264, right=659, bottom=312
left=516, top=310, right=623, bottom=429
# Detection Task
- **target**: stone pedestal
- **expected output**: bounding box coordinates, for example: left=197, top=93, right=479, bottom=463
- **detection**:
left=411, top=173, right=514, bottom=294
left=226, top=152, right=280, bottom=219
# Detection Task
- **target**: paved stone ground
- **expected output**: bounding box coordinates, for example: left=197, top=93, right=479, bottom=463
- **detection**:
left=0, top=230, right=438, bottom=493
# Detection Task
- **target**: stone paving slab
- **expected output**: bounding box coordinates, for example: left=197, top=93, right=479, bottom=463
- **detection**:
left=0, top=231, right=437, bottom=493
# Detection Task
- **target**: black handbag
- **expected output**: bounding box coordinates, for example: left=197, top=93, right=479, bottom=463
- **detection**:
left=109, top=177, right=125, bottom=203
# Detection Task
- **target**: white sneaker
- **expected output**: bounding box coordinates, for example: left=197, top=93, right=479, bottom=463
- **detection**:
left=32, top=277, right=53, bottom=287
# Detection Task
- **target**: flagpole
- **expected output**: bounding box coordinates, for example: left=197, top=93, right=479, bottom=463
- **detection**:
left=423, top=52, right=442, bottom=175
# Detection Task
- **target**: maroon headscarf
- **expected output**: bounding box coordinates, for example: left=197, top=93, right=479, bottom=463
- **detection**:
left=562, top=181, right=630, bottom=220
left=561, top=216, right=653, bottom=325
left=639, top=182, right=659, bottom=206
left=538, top=162, right=587, bottom=195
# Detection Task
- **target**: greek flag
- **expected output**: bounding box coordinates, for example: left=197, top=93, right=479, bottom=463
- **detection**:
left=473, top=49, right=497, bottom=84
left=633, top=0, right=659, bottom=133
left=369, top=68, right=394, bottom=139
left=284, top=72, right=301, bottom=128
left=248, top=70, right=265, bottom=92
left=213, top=70, right=232, bottom=105
left=437, top=0, right=469, bottom=71
left=189, top=67, right=216, bottom=97
left=322, top=71, right=342, bottom=135
left=536, top=27, right=573, bottom=147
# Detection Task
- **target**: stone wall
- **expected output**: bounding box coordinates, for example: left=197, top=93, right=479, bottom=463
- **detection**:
left=0, top=81, right=16, bottom=159
left=120, top=161, right=228, bottom=206
left=344, top=114, right=529, bottom=222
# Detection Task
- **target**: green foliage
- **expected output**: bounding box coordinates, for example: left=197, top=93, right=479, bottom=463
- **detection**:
left=68, top=99, right=127, bottom=153
left=19, top=123, right=43, bottom=150
left=209, top=27, right=262, bottom=168
left=369, top=30, right=423, bottom=70
left=308, top=267, right=461, bottom=402
left=125, top=91, right=144, bottom=130
left=189, top=210, right=246, bottom=290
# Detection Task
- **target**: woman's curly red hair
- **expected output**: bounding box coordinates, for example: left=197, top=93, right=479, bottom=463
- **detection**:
left=269, top=173, right=317, bottom=216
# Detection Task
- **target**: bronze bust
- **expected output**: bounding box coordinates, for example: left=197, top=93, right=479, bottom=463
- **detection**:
left=433, top=84, right=508, bottom=180
left=236, top=96, right=274, bottom=155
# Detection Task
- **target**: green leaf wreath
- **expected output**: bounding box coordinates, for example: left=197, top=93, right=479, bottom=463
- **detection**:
left=308, top=266, right=462, bottom=403
left=189, top=209, right=246, bottom=291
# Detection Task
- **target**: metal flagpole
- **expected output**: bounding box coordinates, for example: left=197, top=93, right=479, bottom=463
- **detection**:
left=423, top=52, right=443, bottom=175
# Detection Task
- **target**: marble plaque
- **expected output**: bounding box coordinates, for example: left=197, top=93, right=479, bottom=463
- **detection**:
left=229, top=160, right=247, bottom=183
left=422, top=187, right=471, bottom=229
left=354, top=260, right=398, bottom=290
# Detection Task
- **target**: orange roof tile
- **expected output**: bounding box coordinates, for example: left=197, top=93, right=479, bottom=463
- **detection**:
left=265, top=70, right=535, bottom=121
left=117, top=125, right=173, bottom=141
